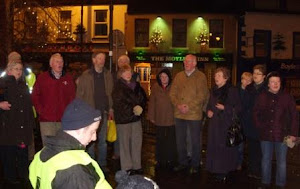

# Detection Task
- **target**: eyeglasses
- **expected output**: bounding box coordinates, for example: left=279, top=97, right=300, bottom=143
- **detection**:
left=12, top=68, right=23, bottom=71
left=253, top=72, right=263, bottom=76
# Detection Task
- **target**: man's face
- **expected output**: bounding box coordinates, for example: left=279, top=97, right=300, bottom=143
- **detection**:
left=93, top=53, right=106, bottom=70
left=79, top=121, right=100, bottom=147
left=117, top=58, right=129, bottom=68
left=184, top=55, right=196, bottom=72
left=50, top=57, right=64, bottom=74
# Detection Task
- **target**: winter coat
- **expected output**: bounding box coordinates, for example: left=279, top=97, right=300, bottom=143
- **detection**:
left=32, top=70, right=76, bottom=122
left=253, top=90, right=299, bottom=142
left=238, top=85, right=251, bottom=136
left=37, top=131, right=109, bottom=189
left=206, top=83, right=241, bottom=174
left=148, top=71, right=174, bottom=127
left=0, top=75, right=35, bottom=145
left=112, top=79, right=147, bottom=124
left=169, top=69, right=209, bottom=121
left=76, top=68, right=113, bottom=111
left=242, top=82, right=266, bottom=139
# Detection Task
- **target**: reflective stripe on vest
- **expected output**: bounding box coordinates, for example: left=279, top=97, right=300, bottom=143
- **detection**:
left=29, top=150, right=112, bottom=189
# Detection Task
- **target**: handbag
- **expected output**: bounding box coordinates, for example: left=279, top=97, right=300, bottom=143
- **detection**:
left=226, top=108, right=244, bottom=147
left=107, top=119, right=117, bottom=142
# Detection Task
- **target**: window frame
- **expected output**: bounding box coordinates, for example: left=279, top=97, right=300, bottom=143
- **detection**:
left=135, top=19, right=149, bottom=47
left=93, top=9, right=109, bottom=39
left=293, top=32, right=300, bottom=59
left=58, top=10, right=72, bottom=40
left=209, top=19, right=224, bottom=48
left=253, top=30, right=271, bottom=58
left=172, top=19, right=187, bottom=48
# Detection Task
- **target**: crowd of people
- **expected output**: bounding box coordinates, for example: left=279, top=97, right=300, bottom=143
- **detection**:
left=0, top=51, right=298, bottom=189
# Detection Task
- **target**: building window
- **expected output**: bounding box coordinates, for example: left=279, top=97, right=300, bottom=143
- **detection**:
left=135, top=19, right=149, bottom=47
left=209, top=19, right=224, bottom=48
left=94, top=10, right=108, bottom=38
left=254, top=30, right=271, bottom=58
left=293, top=32, right=300, bottom=58
left=172, top=19, right=187, bottom=47
left=58, top=11, right=72, bottom=39
left=254, top=0, right=279, bottom=10
left=24, top=11, right=37, bottom=39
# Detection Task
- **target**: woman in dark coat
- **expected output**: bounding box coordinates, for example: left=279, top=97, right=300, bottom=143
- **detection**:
left=148, top=68, right=176, bottom=169
left=112, top=64, right=147, bottom=174
left=206, top=67, right=241, bottom=181
left=0, top=59, right=35, bottom=183
left=253, top=71, right=299, bottom=188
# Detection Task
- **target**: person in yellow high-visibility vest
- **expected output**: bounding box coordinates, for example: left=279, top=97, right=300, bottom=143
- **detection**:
left=29, top=98, right=112, bottom=189
left=25, top=66, right=37, bottom=161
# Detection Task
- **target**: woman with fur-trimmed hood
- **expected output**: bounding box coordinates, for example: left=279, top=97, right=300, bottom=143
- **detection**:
left=148, top=68, right=177, bottom=169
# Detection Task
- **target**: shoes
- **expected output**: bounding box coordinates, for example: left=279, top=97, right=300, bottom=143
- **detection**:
left=213, top=174, right=227, bottom=183
left=189, top=166, right=200, bottom=175
left=173, top=164, right=188, bottom=172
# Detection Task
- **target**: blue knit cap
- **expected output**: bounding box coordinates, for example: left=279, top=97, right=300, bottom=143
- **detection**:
left=62, top=98, right=101, bottom=130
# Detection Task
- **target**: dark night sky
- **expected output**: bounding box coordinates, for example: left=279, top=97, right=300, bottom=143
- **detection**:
left=128, top=0, right=247, bottom=14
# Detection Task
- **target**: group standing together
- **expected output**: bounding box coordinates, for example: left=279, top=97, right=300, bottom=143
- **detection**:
left=147, top=54, right=299, bottom=189
left=0, top=51, right=298, bottom=189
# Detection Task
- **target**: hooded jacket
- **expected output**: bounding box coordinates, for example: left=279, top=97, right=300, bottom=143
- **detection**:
left=148, top=69, right=174, bottom=126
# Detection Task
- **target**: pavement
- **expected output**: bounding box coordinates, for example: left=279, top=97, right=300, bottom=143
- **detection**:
left=1, top=128, right=300, bottom=189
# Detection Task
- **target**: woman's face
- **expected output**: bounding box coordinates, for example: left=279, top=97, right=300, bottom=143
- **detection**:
left=253, top=69, right=265, bottom=84
left=121, top=70, right=132, bottom=82
left=268, top=76, right=281, bottom=94
left=159, top=72, right=169, bottom=86
left=214, top=71, right=227, bottom=88
left=8, top=63, right=23, bottom=80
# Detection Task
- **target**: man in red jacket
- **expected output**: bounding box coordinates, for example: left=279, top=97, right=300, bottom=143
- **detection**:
left=32, top=53, right=76, bottom=145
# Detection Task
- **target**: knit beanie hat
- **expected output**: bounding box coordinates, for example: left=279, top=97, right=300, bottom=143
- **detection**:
left=8, top=51, right=21, bottom=64
left=62, top=98, right=101, bottom=130
left=115, top=171, right=159, bottom=189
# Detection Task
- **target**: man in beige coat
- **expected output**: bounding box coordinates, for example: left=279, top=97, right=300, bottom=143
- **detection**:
left=169, top=54, right=209, bottom=174
left=76, top=52, right=113, bottom=174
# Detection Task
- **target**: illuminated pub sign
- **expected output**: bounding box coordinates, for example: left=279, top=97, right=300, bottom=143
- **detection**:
left=129, top=53, right=232, bottom=63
